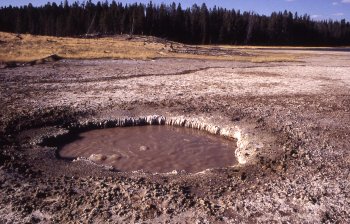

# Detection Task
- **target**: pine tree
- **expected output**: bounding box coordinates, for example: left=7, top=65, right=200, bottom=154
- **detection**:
left=0, top=1, right=349, bottom=46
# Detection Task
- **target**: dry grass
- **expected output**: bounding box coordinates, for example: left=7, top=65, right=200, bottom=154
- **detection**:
left=0, top=32, right=302, bottom=64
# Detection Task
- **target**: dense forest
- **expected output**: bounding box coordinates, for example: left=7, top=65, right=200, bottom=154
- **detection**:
left=1, top=0, right=350, bottom=46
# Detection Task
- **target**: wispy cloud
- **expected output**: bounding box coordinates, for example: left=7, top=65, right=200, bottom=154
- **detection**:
left=341, top=0, right=350, bottom=3
left=332, top=12, right=344, bottom=16
left=311, top=14, right=322, bottom=19
left=332, top=2, right=339, bottom=5
left=285, top=0, right=295, bottom=2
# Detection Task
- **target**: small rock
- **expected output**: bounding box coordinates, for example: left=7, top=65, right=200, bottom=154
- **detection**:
left=139, top=145, right=149, bottom=151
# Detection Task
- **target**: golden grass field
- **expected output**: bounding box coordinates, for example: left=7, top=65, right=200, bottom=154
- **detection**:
left=0, top=32, right=302, bottom=64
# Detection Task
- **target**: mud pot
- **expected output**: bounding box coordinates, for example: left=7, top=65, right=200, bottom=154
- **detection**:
left=58, top=125, right=237, bottom=173
left=1, top=51, right=350, bottom=223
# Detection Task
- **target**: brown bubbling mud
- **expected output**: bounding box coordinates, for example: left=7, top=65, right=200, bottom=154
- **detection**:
left=59, top=125, right=237, bottom=173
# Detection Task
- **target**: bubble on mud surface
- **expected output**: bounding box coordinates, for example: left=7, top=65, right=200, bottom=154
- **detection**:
left=108, top=154, right=123, bottom=160
left=58, top=125, right=238, bottom=173
left=88, top=154, right=107, bottom=162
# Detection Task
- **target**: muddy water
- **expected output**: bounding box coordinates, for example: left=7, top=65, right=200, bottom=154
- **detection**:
left=59, top=125, right=237, bottom=173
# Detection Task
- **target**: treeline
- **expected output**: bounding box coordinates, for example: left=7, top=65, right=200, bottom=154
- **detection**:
left=1, top=0, right=350, bottom=46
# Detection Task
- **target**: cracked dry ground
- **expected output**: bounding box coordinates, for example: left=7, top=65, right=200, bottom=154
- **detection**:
left=0, top=52, right=350, bottom=223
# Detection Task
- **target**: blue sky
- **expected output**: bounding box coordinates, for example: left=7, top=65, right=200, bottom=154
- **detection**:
left=1, top=0, right=350, bottom=21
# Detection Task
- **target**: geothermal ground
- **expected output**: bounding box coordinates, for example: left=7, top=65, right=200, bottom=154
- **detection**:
left=0, top=48, right=350, bottom=223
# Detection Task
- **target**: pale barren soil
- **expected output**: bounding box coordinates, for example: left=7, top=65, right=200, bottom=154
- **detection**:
left=0, top=42, right=350, bottom=223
